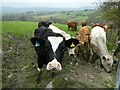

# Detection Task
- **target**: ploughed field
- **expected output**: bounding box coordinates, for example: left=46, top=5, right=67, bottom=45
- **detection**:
left=2, top=21, right=117, bottom=88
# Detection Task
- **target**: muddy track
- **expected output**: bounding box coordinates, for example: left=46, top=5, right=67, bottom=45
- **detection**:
left=2, top=33, right=117, bottom=88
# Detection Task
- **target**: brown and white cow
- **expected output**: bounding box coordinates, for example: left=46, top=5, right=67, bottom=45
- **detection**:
left=68, top=21, right=77, bottom=31
left=75, top=22, right=90, bottom=59
left=90, top=26, right=113, bottom=72
left=92, top=23, right=111, bottom=32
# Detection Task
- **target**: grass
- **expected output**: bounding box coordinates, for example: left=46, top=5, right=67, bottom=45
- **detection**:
left=2, top=21, right=81, bottom=37
left=53, top=23, right=80, bottom=37
left=2, top=21, right=37, bottom=36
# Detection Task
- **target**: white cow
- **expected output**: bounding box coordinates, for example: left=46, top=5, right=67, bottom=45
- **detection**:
left=90, top=26, right=113, bottom=72
left=49, top=25, right=77, bottom=56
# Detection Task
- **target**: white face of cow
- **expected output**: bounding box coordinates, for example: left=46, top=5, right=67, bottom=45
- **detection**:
left=101, top=55, right=113, bottom=73
left=68, top=48, right=76, bottom=56
left=47, top=36, right=63, bottom=70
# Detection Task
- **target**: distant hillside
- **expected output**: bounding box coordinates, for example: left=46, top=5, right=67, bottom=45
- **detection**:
left=2, top=6, right=95, bottom=14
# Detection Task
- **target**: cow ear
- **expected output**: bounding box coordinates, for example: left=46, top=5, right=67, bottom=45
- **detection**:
left=30, top=37, right=45, bottom=47
left=48, top=22, right=52, bottom=25
left=38, top=21, right=44, bottom=27
left=65, top=38, right=79, bottom=48
left=47, top=22, right=52, bottom=27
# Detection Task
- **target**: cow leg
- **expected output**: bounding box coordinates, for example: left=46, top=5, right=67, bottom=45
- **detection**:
left=88, top=46, right=93, bottom=64
left=68, top=26, right=70, bottom=30
left=83, top=44, right=89, bottom=62
left=84, top=50, right=87, bottom=59
left=36, top=59, right=44, bottom=84
left=75, top=45, right=80, bottom=58
left=36, top=70, right=42, bottom=84
left=71, top=27, right=73, bottom=31
left=75, top=27, right=77, bottom=31
left=86, top=43, right=91, bottom=62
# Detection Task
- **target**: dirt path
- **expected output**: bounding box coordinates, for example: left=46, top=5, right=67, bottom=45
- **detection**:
left=2, top=33, right=117, bottom=88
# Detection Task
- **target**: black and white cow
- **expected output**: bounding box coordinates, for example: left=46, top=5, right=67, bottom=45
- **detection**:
left=31, top=22, right=79, bottom=73
left=49, top=24, right=78, bottom=56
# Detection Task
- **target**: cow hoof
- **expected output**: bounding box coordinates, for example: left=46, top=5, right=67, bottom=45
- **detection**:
left=88, top=62, right=91, bottom=64
left=88, top=61, right=92, bottom=64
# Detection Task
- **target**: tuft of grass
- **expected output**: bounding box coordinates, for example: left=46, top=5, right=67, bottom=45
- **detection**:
left=53, top=77, right=77, bottom=88
left=53, top=76, right=90, bottom=88
left=106, top=41, right=116, bottom=51
left=104, top=79, right=115, bottom=88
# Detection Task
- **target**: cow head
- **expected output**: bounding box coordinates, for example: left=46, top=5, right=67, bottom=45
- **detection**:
left=38, top=21, right=52, bottom=28
left=65, top=38, right=79, bottom=56
left=101, top=55, right=113, bottom=73
left=103, top=25, right=112, bottom=32
left=31, top=37, right=79, bottom=71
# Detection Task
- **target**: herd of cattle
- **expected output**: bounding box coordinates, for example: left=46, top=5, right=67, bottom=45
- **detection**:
left=30, top=21, right=119, bottom=81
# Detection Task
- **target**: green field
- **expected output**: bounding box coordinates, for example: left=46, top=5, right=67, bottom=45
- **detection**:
left=2, top=21, right=37, bottom=36
left=2, top=21, right=81, bottom=37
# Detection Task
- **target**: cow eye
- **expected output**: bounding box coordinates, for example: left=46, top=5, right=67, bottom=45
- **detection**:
left=107, top=59, right=110, bottom=61
left=45, top=47, right=50, bottom=51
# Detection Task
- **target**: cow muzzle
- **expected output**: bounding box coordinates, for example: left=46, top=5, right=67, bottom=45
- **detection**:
left=46, top=59, right=62, bottom=71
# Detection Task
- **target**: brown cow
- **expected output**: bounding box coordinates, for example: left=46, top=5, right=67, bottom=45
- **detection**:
left=103, top=25, right=112, bottom=32
left=75, top=21, right=91, bottom=61
left=92, top=23, right=102, bottom=28
left=68, top=21, right=77, bottom=31
left=92, top=23, right=111, bottom=32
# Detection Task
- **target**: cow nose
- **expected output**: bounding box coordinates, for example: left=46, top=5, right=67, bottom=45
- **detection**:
left=107, top=71, right=111, bottom=73
left=70, top=54, right=74, bottom=57
left=113, top=61, right=117, bottom=64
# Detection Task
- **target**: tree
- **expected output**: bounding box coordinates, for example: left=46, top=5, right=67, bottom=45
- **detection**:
left=98, top=1, right=120, bottom=42
left=100, top=1, right=119, bottom=25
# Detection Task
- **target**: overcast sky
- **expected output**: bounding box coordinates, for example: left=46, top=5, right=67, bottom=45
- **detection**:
left=1, top=0, right=100, bottom=8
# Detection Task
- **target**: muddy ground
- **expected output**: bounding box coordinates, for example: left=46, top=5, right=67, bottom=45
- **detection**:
left=2, top=33, right=118, bottom=88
